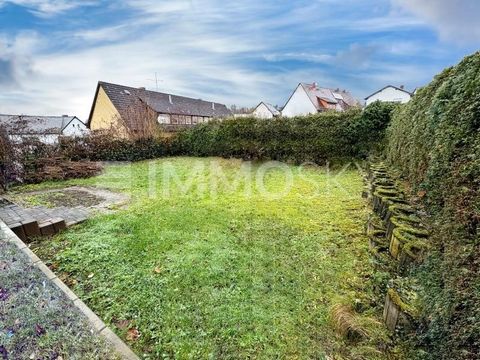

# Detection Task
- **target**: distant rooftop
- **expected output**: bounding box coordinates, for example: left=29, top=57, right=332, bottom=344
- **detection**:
left=364, top=85, right=413, bottom=100
left=0, top=114, right=81, bottom=134
left=89, top=81, right=232, bottom=124
left=300, top=83, right=359, bottom=111
left=256, top=102, right=281, bottom=116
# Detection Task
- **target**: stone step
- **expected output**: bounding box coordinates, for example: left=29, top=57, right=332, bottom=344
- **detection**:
left=38, top=220, right=56, bottom=236
left=1, top=199, right=88, bottom=239
left=22, top=219, right=41, bottom=237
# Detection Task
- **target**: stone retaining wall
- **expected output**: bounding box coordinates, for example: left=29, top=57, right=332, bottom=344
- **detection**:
left=363, top=162, right=427, bottom=332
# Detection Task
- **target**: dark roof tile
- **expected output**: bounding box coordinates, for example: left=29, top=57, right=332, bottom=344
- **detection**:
left=99, top=81, right=232, bottom=118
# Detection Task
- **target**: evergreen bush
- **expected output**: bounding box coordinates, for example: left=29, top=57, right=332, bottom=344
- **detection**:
left=386, top=51, right=480, bottom=359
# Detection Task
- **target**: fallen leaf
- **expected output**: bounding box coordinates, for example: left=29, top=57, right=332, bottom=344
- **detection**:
left=115, top=319, right=131, bottom=330
left=0, top=288, right=9, bottom=301
left=0, top=261, right=8, bottom=271
left=0, top=345, right=7, bottom=360
left=29, top=352, right=35, bottom=360
left=417, top=190, right=426, bottom=198
left=88, top=273, right=94, bottom=279
left=126, top=328, right=140, bottom=342
left=153, top=266, right=162, bottom=274
left=35, top=324, right=46, bottom=336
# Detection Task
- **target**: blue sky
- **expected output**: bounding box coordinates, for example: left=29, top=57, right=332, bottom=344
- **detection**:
left=0, top=0, right=479, bottom=119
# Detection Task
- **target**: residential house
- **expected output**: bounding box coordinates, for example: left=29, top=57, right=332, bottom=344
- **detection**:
left=364, top=85, right=412, bottom=106
left=88, top=81, right=232, bottom=134
left=281, top=83, right=358, bottom=117
left=252, top=102, right=281, bottom=119
left=0, top=114, right=87, bottom=144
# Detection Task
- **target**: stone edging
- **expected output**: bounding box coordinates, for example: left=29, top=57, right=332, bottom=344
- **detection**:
left=0, top=220, right=139, bottom=360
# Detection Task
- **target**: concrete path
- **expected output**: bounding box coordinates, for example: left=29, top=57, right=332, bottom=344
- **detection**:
left=0, top=186, right=129, bottom=241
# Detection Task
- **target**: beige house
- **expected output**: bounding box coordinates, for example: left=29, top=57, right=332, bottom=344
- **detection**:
left=252, top=102, right=281, bottom=119
left=87, top=81, right=231, bottom=134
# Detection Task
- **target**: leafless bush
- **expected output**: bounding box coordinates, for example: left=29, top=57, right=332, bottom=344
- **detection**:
left=114, top=96, right=160, bottom=140
left=0, top=122, right=103, bottom=187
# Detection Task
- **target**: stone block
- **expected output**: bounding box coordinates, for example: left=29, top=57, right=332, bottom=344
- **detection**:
left=51, top=217, right=67, bottom=232
left=39, top=221, right=55, bottom=236
left=22, top=219, right=41, bottom=237
left=10, top=223, right=27, bottom=241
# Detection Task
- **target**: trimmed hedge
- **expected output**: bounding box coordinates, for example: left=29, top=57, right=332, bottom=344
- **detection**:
left=174, top=102, right=396, bottom=164
left=386, top=51, right=480, bottom=359
left=59, top=134, right=171, bottom=162
left=1, top=102, right=397, bottom=188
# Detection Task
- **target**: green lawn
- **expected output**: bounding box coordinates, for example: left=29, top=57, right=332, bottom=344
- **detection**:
left=29, top=157, right=386, bottom=359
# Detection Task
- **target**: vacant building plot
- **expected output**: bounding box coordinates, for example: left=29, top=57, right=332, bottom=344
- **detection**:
left=20, top=157, right=388, bottom=359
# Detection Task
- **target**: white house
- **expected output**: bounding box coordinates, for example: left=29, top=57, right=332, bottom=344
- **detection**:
left=281, top=83, right=358, bottom=117
left=0, top=114, right=88, bottom=144
left=252, top=102, right=281, bottom=119
left=364, top=85, right=412, bottom=106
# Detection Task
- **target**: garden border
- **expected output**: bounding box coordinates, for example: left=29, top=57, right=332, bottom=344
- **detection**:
left=0, top=220, right=139, bottom=360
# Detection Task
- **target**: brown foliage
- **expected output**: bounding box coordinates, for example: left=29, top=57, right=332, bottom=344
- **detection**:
left=330, top=304, right=370, bottom=341
left=23, top=157, right=102, bottom=183
left=113, top=95, right=160, bottom=140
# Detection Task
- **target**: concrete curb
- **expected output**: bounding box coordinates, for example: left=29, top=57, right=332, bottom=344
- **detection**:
left=0, top=221, right=139, bottom=360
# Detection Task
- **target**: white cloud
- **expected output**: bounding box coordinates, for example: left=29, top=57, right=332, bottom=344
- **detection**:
left=393, top=0, right=480, bottom=43
left=73, top=25, right=131, bottom=43
left=0, top=10, right=279, bottom=118
left=0, top=31, right=40, bottom=87
left=0, top=0, right=94, bottom=17
left=0, top=0, right=476, bottom=119
left=124, top=0, right=193, bottom=14
left=264, top=44, right=378, bottom=69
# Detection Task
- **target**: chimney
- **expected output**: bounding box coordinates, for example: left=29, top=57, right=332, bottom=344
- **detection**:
left=212, top=102, right=215, bottom=110
left=400, top=85, right=404, bottom=89
left=138, top=87, right=146, bottom=91
left=62, top=114, right=69, bottom=117
left=168, top=94, right=173, bottom=104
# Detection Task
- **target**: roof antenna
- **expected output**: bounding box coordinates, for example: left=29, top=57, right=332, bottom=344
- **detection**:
left=146, top=72, right=163, bottom=91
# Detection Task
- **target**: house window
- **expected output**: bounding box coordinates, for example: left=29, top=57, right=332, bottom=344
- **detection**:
left=157, top=114, right=170, bottom=124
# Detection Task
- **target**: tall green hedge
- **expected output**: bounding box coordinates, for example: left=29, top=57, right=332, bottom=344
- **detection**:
left=174, top=102, right=396, bottom=164
left=3, top=102, right=396, bottom=187
left=386, top=52, right=480, bottom=359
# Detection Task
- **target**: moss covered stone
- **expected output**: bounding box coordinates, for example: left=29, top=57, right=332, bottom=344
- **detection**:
left=386, top=288, right=419, bottom=318
left=389, top=227, right=428, bottom=260
left=384, top=203, right=416, bottom=223
left=398, top=241, right=430, bottom=274
left=386, top=214, right=424, bottom=241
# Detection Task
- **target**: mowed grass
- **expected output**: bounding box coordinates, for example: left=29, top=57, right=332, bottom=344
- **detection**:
left=30, top=157, right=382, bottom=359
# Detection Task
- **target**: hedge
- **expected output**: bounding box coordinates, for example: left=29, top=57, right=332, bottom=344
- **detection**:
left=174, top=101, right=397, bottom=164
left=386, top=51, right=480, bottom=359
left=1, top=102, right=397, bottom=189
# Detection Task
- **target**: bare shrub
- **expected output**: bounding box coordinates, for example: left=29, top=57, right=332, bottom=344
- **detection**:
left=114, top=95, right=160, bottom=140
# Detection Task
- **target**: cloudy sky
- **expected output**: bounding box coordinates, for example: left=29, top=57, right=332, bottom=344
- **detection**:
left=0, top=0, right=479, bottom=119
